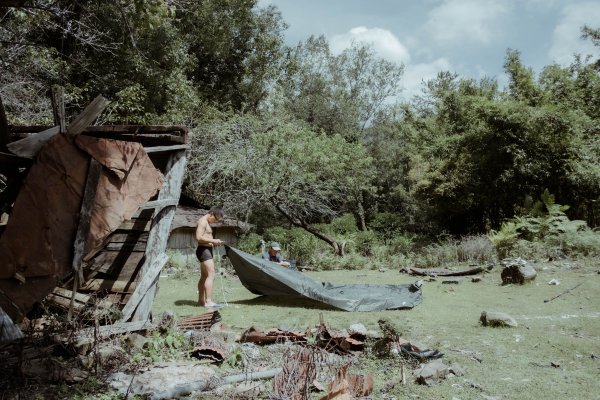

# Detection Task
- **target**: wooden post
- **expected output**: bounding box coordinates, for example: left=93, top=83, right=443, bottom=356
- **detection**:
left=66, top=95, right=110, bottom=137
left=69, top=158, right=102, bottom=320
left=127, top=149, right=187, bottom=322
left=50, top=85, right=66, bottom=134
left=0, top=95, right=9, bottom=152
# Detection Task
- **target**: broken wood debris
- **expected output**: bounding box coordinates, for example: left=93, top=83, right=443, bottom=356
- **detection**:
left=544, top=282, right=583, bottom=303
left=239, top=326, right=307, bottom=345
left=404, top=265, right=483, bottom=277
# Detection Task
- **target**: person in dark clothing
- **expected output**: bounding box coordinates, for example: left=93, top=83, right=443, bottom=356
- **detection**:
left=261, top=241, right=290, bottom=267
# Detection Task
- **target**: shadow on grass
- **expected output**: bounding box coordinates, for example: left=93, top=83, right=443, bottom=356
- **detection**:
left=227, top=295, right=339, bottom=311
left=174, top=299, right=199, bottom=306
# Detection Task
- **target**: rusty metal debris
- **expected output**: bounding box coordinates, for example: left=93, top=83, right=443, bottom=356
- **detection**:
left=177, top=311, right=221, bottom=332
left=239, top=326, right=307, bottom=345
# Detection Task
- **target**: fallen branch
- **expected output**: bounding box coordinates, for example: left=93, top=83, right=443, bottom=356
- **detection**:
left=544, top=283, right=583, bottom=303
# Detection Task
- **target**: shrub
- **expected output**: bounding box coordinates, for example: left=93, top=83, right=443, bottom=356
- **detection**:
left=488, top=191, right=595, bottom=259
left=456, top=235, right=496, bottom=264
left=387, top=233, right=416, bottom=255
left=370, top=212, right=405, bottom=244
left=330, top=213, right=359, bottom=235
left=349, top=230, right=379, bottom=256
left=236, top=232, right=264, bottom=254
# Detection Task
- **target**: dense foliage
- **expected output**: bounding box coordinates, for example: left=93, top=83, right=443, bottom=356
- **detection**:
left=1, top=1, right=599, bottom=254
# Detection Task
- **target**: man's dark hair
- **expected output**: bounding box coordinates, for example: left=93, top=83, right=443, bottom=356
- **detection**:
left=209, top=206, right=224, bottom=219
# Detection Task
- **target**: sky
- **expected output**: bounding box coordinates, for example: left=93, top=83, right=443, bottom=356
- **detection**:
left=258, top=0, right=600, bottom=100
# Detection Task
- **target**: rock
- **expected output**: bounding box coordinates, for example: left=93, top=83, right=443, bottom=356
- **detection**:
left=449, top=364, right=465, bottom=377
left=73, top=337, right=95, bottom=355
left=480, top=311, right=518, bottom=328
left=96, top=343, right=127, bottom=367
left=471, top=276, right=482, bottom=283
left=349, top=323, right=368, bottom=336
left=124, top=332, right=148, bottom=351
left=501, top=258, right=536, bottom=284
left=414, top=359, right=448, bottom=385
left=108, top=362, right=218, bottom=400
left=548, top=278, right=560, bottom=285
left=235, top=381, right=264, bottom=397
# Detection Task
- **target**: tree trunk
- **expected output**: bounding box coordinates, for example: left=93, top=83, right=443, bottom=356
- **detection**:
left=273, top=203, right=344, bottom=256
left=355, top=194, right=367, bottom=231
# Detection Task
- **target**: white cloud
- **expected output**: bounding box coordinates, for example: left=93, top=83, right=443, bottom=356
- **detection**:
left=549, top=2, right=600, bottom=65
left=401, top=58, right=453, bottom=99
left=425, top=0, right=511, bottom=45
left=330, top=26, right=411, bottom=64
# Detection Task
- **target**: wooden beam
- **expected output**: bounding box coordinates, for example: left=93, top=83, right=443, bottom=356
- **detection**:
left=66, top=95, right=110, bottom=137
left=139, top=198, right=178, bottom=210
left=65, top=320, right=154, bottom=341
left=79, top=279, right=137, bottom=293
left=129, top=150, right=187, bottom=322
left=50, top=85, right=66, bottom=134
left=119, top=253, right=169, bottom=321
left=0, top=95, right=9, bottom=153
left=6, top=126, right=59, bottom=159
left=72, top=158, right=102, bottom=281
left=144, top=144, right=189, bottom=153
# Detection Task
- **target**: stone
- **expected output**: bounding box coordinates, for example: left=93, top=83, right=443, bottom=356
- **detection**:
left=348, top=323, right=368, bottom=336
left=108, top=362, right=218, bottom=400
left=480, top=311, right=518, bottom=328
left=414, top=359, right=449, bottom=385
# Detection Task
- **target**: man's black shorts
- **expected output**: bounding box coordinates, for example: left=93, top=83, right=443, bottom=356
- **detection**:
left=196, top=245, right=213, bottom=262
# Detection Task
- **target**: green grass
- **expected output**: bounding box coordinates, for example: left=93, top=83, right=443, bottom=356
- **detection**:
left=153, top=258, right=600, bottom=399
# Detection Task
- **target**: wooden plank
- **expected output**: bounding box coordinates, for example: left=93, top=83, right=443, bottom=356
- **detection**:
left=131, top=150, right=187, bottom=322
left=52, top=287, right=91, bottom=303
left=71, top=320, right=154, bottom=340
left=0, top=305, right=23, bottom=343
left=72, top=158, right=103, bottom=281
left=119, top=253, right=168, bottom=321
left=139, top=198, right=179, bottom=210
left=50, top=85, right=66, bottom=134
left=66, top=95, right=110, bottom=137
left=80, top=279, right=136, bottom=293
left=144, top=144, right=189, bottom=153
left=45, top=294, right=85, bottom=312
left=117, top=220, right=152, bottom=231
left=104, top=241, right=147, bottom=252
left=107, top=232, right=149, bottom=244
left=6, top=126, right=60, bottom=159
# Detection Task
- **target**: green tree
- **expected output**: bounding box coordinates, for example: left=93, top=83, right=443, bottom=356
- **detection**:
left=273, top=35, right=404, bottom=142
left=185, top=110, right=374, bottom=255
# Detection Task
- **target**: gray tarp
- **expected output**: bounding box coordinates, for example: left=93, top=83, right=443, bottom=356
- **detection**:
left=225, top=246, right=422, bottom=312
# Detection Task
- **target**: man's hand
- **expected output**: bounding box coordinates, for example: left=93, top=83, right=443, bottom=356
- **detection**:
left=214, top=239, right=224, bottom=246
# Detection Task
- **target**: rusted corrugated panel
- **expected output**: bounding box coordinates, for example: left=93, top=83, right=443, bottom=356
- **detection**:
left=177, top=311, right=221, bottom=331
left=0, top=135, right=163, bottom=322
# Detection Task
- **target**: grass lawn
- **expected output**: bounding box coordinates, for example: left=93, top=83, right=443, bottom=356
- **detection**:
left=153, top=258, right=600, bottom=399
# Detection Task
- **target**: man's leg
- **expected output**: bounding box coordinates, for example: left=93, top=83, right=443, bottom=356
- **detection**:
left=198, top=259, right=216, bottom=306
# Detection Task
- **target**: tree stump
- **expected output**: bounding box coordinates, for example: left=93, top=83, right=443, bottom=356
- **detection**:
left=501, top=259, right=536, bottom=284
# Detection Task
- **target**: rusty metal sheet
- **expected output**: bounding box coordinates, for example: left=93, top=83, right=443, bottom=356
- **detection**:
left=0, top=135, right=163, bottom=322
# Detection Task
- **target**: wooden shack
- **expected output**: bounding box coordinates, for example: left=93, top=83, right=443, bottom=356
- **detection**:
left=168, top=205, right=253, bottom=255
left=0, top=94, right=189, bottom=341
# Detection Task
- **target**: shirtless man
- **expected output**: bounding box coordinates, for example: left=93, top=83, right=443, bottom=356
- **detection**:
left=195, top=206, right=224, bottom=307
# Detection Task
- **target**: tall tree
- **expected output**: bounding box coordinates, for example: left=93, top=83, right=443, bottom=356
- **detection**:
left=185, top=109, right=374, bottom=255
left=273, top=35, right=404, bottom=142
